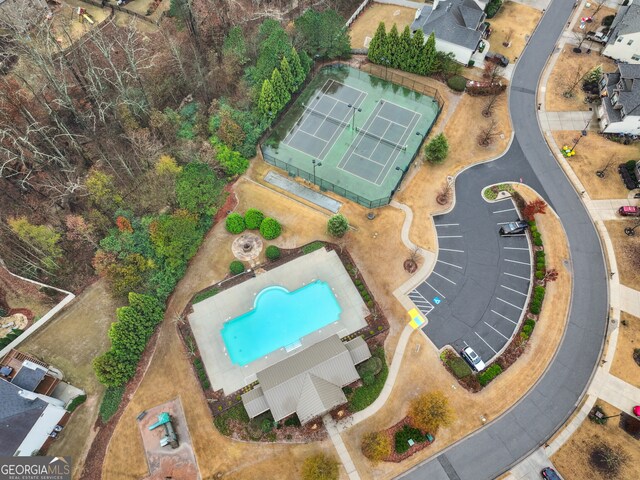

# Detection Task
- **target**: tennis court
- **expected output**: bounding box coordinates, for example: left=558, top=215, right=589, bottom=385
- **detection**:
left=262, top=64, right=442, bottom=208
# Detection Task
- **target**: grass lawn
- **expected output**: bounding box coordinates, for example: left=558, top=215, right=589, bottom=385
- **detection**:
left=552, top=400, right=640, bottom=480
left=610, top=312, right=640, bottom=388
left=349, top=3, right=418, bottom=49
left=485, top=1, right=542, bottom=61
left=550, top=131, right=639, bottom=200
left=604, top=220, right=640, bottom=291
left=572, top=4, right=618, bottom=35
left=545, top=47, right=617, bottom=111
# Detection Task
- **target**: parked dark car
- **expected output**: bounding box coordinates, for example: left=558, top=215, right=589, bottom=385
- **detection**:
left=541, top=467, right=561, bottom=479
left=499, top=220, right=528, bottom=236
left=485, top=52, right=509, bottom=67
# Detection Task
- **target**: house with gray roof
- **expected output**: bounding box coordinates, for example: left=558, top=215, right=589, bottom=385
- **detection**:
left=411, top=0, right=489, bottom=66
left=603, top=1, right=640, bottom=64
left=598, top=64, right=640, bottom=135
left=241, top=335, right=371, bottom=424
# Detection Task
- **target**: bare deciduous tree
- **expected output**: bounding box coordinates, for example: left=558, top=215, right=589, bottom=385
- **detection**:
left=477, top=119, right=502, bottom=147
left=482, top=92, right=502, bottom=117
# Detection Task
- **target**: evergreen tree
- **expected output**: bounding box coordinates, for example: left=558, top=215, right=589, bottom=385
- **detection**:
left=258, top=79, right=276, bottom=119
left=386, top=24, right=400, bottom=68
left=419, top=32, right=437, bottom=75
left=398, top=26, right=412, bottom=72
left=223, top=26, right=248, bottom=65
left=271, top=68, right=290, bottom=111
left=409, top=28, right=425, bottom=74
left=289, top=47, right=306, bottom=89
left=280, top=56, right=295, bottom=93
left=368, top=22, right=386, bottom=64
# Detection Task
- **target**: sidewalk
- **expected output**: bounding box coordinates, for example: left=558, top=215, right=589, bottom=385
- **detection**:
left=323, top=414, right=361, bottom=480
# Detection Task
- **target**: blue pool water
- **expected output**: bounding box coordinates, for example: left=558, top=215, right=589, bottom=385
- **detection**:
left=220, top=281, right=342, bottom=366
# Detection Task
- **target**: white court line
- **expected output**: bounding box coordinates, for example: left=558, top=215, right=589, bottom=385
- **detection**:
left=373, top=109, right=421, bottom=186
left=371, top=117, right=404, bottom=184
left=484, top=321, right=509, bottom=340
left=501, top=285, right=528, bottom=296
left=504, top=272, right=530, bottom=281
left=296, top=126, right=330, bottom=145
left=316, top=90, right=366, bottom=159
left=351, top=150, right=386, bottom=167
left=475, top=332, right=498, bottom=354
left=439, top=248, right=465, bottom=253
left=431, top=270, right=456, bottom=285
left=497, top=297, right=522, bottom=310
left=491, top=309, right=517, bottom=325
left=438, top=235, right=463, bottom=238
left=437, top=259, right=463, bottom=270
left=425, top=281, right=446, bottom=299
left=379, top=98, right=419, bottom=123
left=377, top=113, right=411, bottom=128
left=505, top=258, right=531, bottom=266
left=435, top=223, right=460, bottom=227
left=493, top=207, right=517, bottom=214
left=504, top=247, right=529, bottom=251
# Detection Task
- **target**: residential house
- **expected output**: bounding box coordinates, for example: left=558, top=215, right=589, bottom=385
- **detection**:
left=0, top=350, right=68, bottom=456
left=603, top=0, right=640, bottom=64
left=242, top=335, right=371, bottom=425
left=598, top=64, right=640, bottom=135
left=411, top=0, right=489, bottom=66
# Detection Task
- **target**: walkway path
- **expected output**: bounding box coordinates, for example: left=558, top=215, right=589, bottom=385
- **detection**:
left=323, top=414, right=361, bottom=480
left=538, top=110, right=593, bottom=131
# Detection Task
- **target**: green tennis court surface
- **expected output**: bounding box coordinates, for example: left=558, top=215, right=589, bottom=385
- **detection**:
left=262, top=64, right=441, bottom=208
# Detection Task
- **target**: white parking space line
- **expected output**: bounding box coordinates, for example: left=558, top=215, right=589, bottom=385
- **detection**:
left=496, top=222, right=511, bottom=225
left=493, top=207, right=516, bottom=214
left=437, top=259, right=463, bottom=269
left=425, top=281, right=446, bottom=299
left=475, top=332, right=498, bottom=354
left=438, top=235, right=464, bottom=239
left=431, top=270, right=457, bottom=285
left=409, top=290, right=435, bottom=314
left=505, top=258, right=531, bottom=266
left=497, top=297, right=522, bottom=310
left=504, top=272, right=530, bottom=281
left=504, top=247, right=529, bottom=251
left=463, top=340, right=469, bottom=348
left=439, top=248, right=465, bottom=253
left=502, top=233, right=527, bottom=237
left=435, top=223, right=460, bottom=227
left=491, top=309, right=517, bottom=324
left=484, top=321, right=509, bottom=340
left=501, top=285, right=528, bottom=296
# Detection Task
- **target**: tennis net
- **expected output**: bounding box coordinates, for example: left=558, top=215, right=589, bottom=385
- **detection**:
left=356, top=127, right=406, bottom=151
left=302, top=107, right=351, bottom=130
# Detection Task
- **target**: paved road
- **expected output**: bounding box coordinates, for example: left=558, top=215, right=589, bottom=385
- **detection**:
left=399, top=1, right=608, bottom=479
left=409, top=197, right=532, bottom=364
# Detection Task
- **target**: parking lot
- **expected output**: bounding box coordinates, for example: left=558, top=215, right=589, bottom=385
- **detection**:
left=409, top=198, right=532, bottom=364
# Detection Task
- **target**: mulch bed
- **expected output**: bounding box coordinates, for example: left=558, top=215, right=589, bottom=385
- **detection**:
left=381, top=417, right=433, bottom=463
left=226, top=418, right=327, bottom=443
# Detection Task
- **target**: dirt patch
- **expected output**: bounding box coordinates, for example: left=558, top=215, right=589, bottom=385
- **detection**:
left=552, top=400, right=640, bottom=480
left=545, top=47, right=617, bottom=111
left=0, top=267, right=61, bottom=318
left=604, top=220, right=640, bottom=291
left=611, top=312, right=640, bottom=388
left=485, top=1, right=542, bottom=61
left=349, top=3, right=418, bottom=49
left=550, top=131, right=638, bottom=200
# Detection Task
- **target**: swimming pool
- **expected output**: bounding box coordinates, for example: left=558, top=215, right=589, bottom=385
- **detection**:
left=220, top=281, right=342, bottom=366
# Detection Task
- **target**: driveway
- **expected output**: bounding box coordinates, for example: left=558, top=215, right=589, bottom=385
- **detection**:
left=409, top=198, right=531, bottom=364
left=399, top=0, right=608, bottom=478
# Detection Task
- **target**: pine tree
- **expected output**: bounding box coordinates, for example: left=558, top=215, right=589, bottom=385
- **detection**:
left=398, top=26, right=412, bottom=72
left=280, top=56, right=295, bottom=93
left=258, top=79, right=276, bottom=119
left=409, top=28, right=425, bottom=74
left=386, top=24, right=400, bottom=68
left=271, top=68, right=290, bottom=111
left=289, top=47, right=306, bottom=90
left=421, top=32, right=437, bottom=75
left=368, top=22, right=386, bottom=64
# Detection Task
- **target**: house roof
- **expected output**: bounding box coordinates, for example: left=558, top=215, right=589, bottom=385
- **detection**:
left=606, top=3, right=640, bottom=45
left=411, top=0, right=485, bottom=50
left=345, top=336, right=372, bottom=365
left=0, top=379, right=47, bottom=456
left=242, top=335, right=369, bottom=423
left=11, top=363, right=46, bottom=392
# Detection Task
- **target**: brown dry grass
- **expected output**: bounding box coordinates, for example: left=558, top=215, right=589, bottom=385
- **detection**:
left=545, top=46, right=617, bottom=111
left=550, top=131, right=639, bottom=200
left=19, top=281, right=120, bottom=479
left=604, top=220, right=640, bottom=291
left=349, top=3, right=418, bottom=49
left=341, top=186, right=572, bottom=479
left=572, top=5, right=617, bottom=34
left=552, top=400, right=640, bottom=480
left=397, top=92, right=512, bottom=251
left=611, top=311, right=640, bottom=388
left=51, top=0, right=110, bottom=48
left=485, top=1, right=542, bottom=61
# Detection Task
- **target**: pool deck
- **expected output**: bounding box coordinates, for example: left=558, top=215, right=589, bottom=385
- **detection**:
left=188, top=248, right=369, bottom=394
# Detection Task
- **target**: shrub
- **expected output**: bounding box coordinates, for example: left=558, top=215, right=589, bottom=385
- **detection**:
left=424, top=133, right=449, bottom=164
left=244, top=208, right=265, bottom=229
left=327, top=214, right=349, bottom=238
left=261, top=418, right=274, bottom=433
left=225, top=213, right=246, bottom=234
left=66, top=394, right=87, bottom=413
left=625, top=159, right=637, bottom=171
left=395, top=425, right=426, bottom=454
left=265, top=245, right=281, bottom=260
left=602, top=14, right=615, bottom=27
left=284, top=415, right=302, bottom=427
left=521, top=318, right=536, bottom=339
left=192, top=288, right=219, bottom=304
left=301, top=453, right=339, bottom=480
left=176, top=162, right=225, bottom=216
left=302, top=241, right=325, bottom=254
left=362, top=372, right=375, bottom=386
left=343, top=386, right=353, bottom=395
left=362, top=431, right=392, bottom=462
left=260, top=217, right=282, bottom=240
left=408, top=390, right=455, bottom=433
left=535, top=270, right=545, bottom=280
left=478, top=363, right=502, bottom=386
left=485, top=0, right=503, bottom=18
left=230, top=260, right=245, bottom=275
left=358, top=356, right=383, bottom=377
left=349, top=348, right=388, bottom=411
left=447, top=75, right=466, bottom=92
left=99, top=386, right=125, bottom=423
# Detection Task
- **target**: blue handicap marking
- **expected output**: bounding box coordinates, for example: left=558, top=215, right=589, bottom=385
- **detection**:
left=433, top=296, right=441, bottom=305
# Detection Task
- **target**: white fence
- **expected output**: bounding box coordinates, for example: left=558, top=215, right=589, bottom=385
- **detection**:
left=346, top=0, right=372, bottom=27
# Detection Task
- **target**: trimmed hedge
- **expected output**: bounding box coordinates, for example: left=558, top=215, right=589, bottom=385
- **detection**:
left=99, top=386, right=125, bottom=423
left=193, top=357, right=210, bottom=389
left=230, top=260, right=245, bottom=275
left=349, top=348, right=388, bottom=411
left=302, top=241, right=325, bottom=254
left=245, top=208, right=265, bottom=229
left=260, top=217, right=282, bottom=240
left=478, top=363, right=503, bottom=386
left=225, top=213, right=246, bottom=234
left=66, top=394, right=87, bottom=413
left=192, top=288, right=219, bottom=304
left=447, top=75, right=466, bottom=92
left=530, top=285, right=546, bottom=314
left=521, top=318, right=536, bottom=340
left=265, top=245, right=281, bottom=260
left=485, top=0, right=503, bottom=18
left=395, top=425, right=426, bottom=454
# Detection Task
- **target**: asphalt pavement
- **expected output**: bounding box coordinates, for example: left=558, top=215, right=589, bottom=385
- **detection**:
left=399, top=1, right=609, bottom=478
